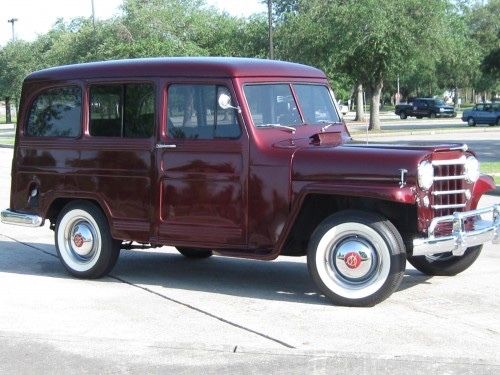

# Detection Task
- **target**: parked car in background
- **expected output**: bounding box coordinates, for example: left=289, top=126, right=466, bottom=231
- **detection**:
left=462, top=103, right=500, bottom=126
left=395, top=98, right=456, bottom=119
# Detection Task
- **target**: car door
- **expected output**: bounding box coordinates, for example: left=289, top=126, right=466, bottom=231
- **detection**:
left=155, top=81, right=248, bottom=249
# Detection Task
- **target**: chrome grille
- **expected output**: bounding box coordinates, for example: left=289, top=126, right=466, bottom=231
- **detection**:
left=431, top=158, right=466, bottom=217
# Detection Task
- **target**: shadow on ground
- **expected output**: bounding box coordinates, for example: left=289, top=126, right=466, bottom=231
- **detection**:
left=0, top=240, right=431, bottom=305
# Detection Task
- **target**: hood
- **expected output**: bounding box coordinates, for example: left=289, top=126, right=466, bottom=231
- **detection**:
left=291, top=139, right=466, bottom=184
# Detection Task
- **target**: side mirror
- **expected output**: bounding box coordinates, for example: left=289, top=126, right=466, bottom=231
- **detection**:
left=218, top=92, right=241, bottom=113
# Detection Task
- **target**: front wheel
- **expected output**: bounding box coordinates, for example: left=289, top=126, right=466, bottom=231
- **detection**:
left=407, top=245, right=482, bottom=276
left=307, top=210, right=406, bottom=307
left=430, top=112, right=436, bottom=119
left=399, top=112, right=407, bottom=120
left=467, top=117, right=476, bottom=127
left=55, top=201, right=121, bottom=278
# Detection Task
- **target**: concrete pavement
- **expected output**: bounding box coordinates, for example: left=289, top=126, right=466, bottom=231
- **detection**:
left=0, top=139, right=499, bottom=373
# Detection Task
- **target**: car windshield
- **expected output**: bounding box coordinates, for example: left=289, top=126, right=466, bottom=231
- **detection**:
left=243, top=84, right=339, bottom=127
left=435, top=100, right=445, bottom=106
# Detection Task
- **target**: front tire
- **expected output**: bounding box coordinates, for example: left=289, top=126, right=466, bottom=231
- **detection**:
left=430, top=112, right=436, bottom=119
left=467, top=117, right=476, bottom=127
left=399, top=112, right=407, bottom=120
left=307, top=210, right=406, bottom=307
left=407, top=245, right=482, bottom=276
left=55, top=201, right=120, bottom=279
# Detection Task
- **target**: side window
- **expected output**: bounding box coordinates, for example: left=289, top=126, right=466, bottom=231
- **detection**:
left=90, top=83, right=154, bottom=138
left=26, top=86, right=81, bottom=137
left=167, top=84, right=241, bottom=140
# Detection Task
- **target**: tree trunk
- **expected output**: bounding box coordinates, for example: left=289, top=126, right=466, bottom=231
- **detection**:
left=5, top=97, right=11, bottom=124
left=368, top=81, right=383, bottom=131
left=354, top=83, right=365, bottom=122
left=453, top=86, right=459, bottom=108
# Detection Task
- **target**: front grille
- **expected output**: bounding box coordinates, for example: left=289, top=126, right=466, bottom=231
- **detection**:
left=430, top=157, right=466, bottom=217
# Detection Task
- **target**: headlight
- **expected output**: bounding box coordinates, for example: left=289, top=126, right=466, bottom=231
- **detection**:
left=439, top=107, right=444, bottom=112
left=418, top=161, right=434, bottom=190
left=464, top=156, right=480, bottom=183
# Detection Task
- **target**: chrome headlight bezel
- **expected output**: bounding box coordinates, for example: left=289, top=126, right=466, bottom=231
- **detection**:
left=464, top=156, right=480, bottom=184
left=418, top=160, right=434, bottom=191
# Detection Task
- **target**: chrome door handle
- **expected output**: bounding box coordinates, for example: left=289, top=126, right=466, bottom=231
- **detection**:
left=156, top=144, right=177, bottom=149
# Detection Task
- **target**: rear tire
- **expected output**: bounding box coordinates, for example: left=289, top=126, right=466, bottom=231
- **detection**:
left=177, top=247, right=213, bottom=259
left=407, top=245, right=482, bottom=276
left=55, top=201, right=120, bottom=279
left=307, top=210, right=406, bottom=307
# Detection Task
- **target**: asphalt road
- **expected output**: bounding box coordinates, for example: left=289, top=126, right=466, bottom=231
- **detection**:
left=0, top=136, right=499, bottom=373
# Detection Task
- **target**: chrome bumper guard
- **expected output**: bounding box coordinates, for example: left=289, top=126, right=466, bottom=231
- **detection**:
left=412, top=204, right=499, bottom=256
left=1, top=209, right=44, bottom=227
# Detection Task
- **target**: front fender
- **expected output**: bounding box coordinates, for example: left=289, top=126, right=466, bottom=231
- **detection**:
left=274, top=182, right=417, bottom=255
left=471, top=174, right=496, bottom=209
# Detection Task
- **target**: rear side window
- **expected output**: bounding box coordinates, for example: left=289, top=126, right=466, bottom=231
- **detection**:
left=26, top=86, right=81, bottom=137
left=90, top=83, right=155, bottom=138
left=167, top=84, right=241, bottom=140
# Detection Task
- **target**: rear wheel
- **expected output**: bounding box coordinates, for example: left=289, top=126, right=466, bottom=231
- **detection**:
left=496, top=117, right=500, bottom=126
left=407, top=245, right=482, bottom=276
left=55, top=201, right=120, bottom=278
left=467, top=117, right=476, bottom=127
left=176, top=247, right=213, bottom=259
left=307, top=210, right=406, bottom=307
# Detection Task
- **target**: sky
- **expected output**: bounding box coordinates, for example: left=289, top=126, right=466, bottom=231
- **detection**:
left=1, top=0, right=267, bottom=46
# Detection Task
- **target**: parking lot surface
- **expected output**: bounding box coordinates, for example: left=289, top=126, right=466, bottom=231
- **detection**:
left=0, top=143, right=499, bottom=373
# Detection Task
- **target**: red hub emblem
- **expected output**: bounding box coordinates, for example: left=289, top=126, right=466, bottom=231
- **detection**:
left=344, top=252, right=362, bottom=269
left=73, top=234, right=84, bottom=248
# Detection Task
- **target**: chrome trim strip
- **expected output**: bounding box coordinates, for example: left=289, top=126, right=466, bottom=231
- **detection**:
left=432, top=189, right=467, bottom=196
left=431, top=156, right=466, bottom=166
left=433, top=175, right=466, bottom=181
left=431, top=203, right=467, bottom=210
left=1, top=209, right=44, bottom=227
left=448, top=144, right=468, bottom=152
left=412, top=204, right=500, bottom=256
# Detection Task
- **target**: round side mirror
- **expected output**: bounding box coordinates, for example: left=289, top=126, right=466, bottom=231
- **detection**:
left=218, top=92, right=233, bottom=110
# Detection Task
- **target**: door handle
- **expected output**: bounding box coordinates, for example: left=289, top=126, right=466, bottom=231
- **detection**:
left=156, top=143, right=177, bottom=149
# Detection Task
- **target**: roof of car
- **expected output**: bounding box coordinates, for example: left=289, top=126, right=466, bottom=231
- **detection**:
left=25, top=57, right=326, bottom=81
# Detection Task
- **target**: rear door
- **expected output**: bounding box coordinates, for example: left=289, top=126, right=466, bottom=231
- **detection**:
left=155, top=81, right=248, bottom=249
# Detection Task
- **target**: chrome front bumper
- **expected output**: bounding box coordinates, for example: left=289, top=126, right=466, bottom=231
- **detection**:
left=1, top=209, right=44, bottom=227
left=412, top=204, right=499, bottom=256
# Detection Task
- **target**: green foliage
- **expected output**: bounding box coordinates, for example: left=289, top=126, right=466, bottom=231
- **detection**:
left=0, top=0, right=498, bottom=117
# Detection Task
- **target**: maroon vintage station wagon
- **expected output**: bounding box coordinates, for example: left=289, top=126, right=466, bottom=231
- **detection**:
left=2, top=57, right=499, bottom=306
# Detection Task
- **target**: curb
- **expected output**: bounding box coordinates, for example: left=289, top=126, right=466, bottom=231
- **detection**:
left=0, top=144, right=13, bottom=149
left=347, top=126, right=500, bottom=138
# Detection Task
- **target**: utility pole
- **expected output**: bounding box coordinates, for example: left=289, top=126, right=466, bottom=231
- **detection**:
left=267, top=0, right=274, bottom=60
left=7, top=18, right=18, bottom=42
left=91, top=0, right=96, bottom=31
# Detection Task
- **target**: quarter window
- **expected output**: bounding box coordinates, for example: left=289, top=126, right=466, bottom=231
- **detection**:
left=167, top=84, right=241, bottom=140
left=26, top=86, right=81, bottom=137
left=90, top=83, right=155, bottom=138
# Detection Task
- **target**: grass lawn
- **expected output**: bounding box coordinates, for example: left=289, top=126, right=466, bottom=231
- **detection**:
left=481, top=162, right=500, bottom=184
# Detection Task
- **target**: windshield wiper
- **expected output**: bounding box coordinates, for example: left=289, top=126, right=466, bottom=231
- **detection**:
left=256, top=123, right=296, bottom=134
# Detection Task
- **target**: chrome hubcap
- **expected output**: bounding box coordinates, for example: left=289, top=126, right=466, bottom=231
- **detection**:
left=331, top=236, right=377, bottom=282
left=68, top=220, right=96, bottom=259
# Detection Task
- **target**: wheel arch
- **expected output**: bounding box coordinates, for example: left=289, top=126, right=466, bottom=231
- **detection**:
left=278, top=190, right=417, bottom=257
left=46, top=196, right=112, bottom=230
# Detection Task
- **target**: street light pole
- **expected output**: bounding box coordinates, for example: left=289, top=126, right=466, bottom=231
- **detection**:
left=91, top=0, right=96, bottom=31
left=267, top=0, right=274, bottom=60
left=7, top=18, right=18, bottom=42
